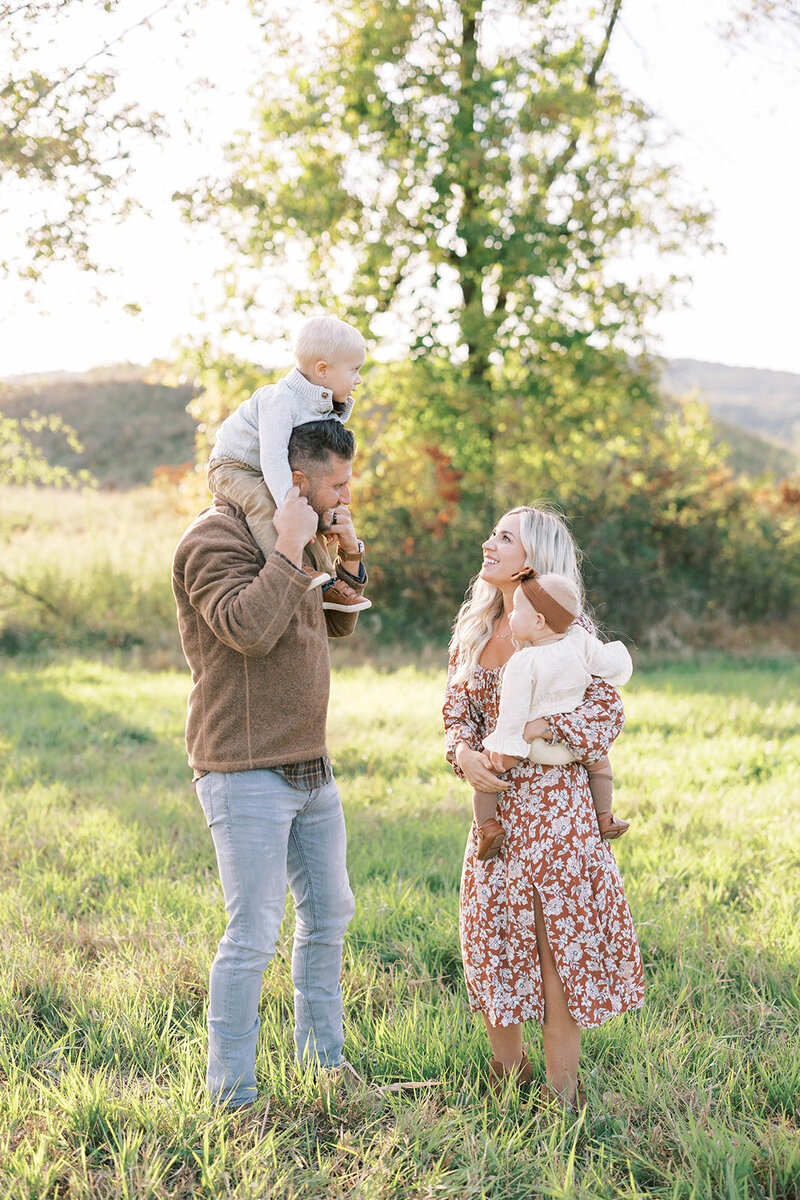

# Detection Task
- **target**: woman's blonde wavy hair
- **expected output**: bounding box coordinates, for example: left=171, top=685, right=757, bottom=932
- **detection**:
left=448, top=503, right=585, bottom=689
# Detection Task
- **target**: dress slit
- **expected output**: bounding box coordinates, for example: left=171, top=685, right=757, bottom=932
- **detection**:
left=450, top=662, right=645, bottom=1030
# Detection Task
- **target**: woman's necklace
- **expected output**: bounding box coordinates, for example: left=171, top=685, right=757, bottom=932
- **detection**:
left=493, top=617, right=513, bottom=641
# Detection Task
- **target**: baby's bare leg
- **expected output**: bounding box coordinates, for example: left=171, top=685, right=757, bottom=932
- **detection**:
left=473, top=788, right=499, bottom=827
left=586, top=755, right=613, bottom=816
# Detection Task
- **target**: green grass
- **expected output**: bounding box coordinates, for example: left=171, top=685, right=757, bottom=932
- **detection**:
left=1, top=653, right=798, bottom=1198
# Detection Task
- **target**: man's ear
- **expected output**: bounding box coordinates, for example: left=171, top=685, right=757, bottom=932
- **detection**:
left=292, top=468, right=308, bottom=496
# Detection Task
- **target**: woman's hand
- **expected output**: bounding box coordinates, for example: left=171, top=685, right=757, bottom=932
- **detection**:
left=523, top=717, right=551, bottom=743
left=455, top=745, right=511, bottom=792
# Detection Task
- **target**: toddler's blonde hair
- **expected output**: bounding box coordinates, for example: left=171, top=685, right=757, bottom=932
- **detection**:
left=294, top=316, right=365, bottom=373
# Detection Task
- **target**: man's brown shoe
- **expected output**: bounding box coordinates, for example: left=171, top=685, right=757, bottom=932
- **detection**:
left=597, top=811, right=630, bottom=841
left=321, top=579, right=372, bottom=612
left=476, top=817, right=505, bottom=861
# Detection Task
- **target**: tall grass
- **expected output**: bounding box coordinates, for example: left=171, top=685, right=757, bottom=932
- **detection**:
left=0, top=486, right=188, bottom=659
left=0, top=653, right=798, bottom=1198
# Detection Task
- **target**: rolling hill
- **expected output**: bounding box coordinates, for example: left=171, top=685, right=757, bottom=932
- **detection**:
left=2, top=358, right=797, bottom=488
left=0, top=366, right=198, bottom=488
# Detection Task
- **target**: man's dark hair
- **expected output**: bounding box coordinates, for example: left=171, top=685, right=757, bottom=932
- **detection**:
left=288, top=420, right=356, bottom=472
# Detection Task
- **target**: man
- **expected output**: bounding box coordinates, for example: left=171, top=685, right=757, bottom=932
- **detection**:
left=172, top=419, right=367, bottom=1109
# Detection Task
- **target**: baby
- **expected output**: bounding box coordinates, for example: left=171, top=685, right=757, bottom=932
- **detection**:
left=207, top=315, right=371, bottom=612
left=474, top=568, right=632, bottom=861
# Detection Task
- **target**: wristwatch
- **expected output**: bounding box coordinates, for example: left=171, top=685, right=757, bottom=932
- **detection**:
left=340, top=538, right=365, bottom=561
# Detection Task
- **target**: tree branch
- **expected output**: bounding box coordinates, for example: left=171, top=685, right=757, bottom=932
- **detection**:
left=0, top=566, right=61, bottom=619
left=541, top=0, right=625, bottom=193
left=587, top=0, right=624, bottom=88
left=6, top=0, right=178, bottom=136
left=1, top=1, right=69, bottom=22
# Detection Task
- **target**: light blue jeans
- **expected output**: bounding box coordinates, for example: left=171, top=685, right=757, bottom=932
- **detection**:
left=195, top=769, right=355, bottom=1108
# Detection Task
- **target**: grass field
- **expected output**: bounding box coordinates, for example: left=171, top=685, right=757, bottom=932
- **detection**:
left=0, top=486, right=189, bottom=660
left=1, top=652, right=798, bottom=1198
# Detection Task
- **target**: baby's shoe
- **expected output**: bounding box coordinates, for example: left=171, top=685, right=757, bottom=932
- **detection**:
left=597, top=811, right=630, bottom=840
left=322, top=579, right=372, bottom=612
left=303, top=565, right=333, bottom=590
left=476, top=817, right=505, bottom=862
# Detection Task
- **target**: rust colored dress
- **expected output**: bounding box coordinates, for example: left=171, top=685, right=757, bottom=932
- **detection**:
left=444, top=647, right=645, bottom=1029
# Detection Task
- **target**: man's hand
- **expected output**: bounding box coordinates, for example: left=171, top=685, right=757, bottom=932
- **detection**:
left=488, top=750, right=521, bottom=773
left=326, top=503, right=361, bottom=567
left=273, top=486, right=319, bottom=568
left=455, top=745, right=511, bottom=792
left=524, top=717, right=551, bottom=743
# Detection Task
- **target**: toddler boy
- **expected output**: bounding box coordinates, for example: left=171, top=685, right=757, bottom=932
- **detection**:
left=207, top=316, right=371, bottom=612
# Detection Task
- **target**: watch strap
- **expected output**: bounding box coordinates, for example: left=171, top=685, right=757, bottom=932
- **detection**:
left=339, top=538, right=365, bottom=561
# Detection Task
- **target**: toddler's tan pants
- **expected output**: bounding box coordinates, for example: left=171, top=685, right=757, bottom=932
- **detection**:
left=207, top=459, right=334, bottom=576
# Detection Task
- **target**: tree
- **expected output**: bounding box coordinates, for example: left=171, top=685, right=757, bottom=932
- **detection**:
left=722, top=1, right=800, bottom=65
left=185, top=0, right=707, bottom=412
left=1, top=0, right=166, bottom=281
left=180, top=0, right=713, bottom=626
left=0, top=407, right=94, bottom=486
left=725, top=0, right=800, bottom=36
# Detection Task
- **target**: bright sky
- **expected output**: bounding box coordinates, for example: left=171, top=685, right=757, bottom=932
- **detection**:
left=2, top=0, right=799, bottom=377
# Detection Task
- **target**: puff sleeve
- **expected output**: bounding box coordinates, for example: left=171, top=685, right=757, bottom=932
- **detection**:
left=443, top=647, right=486, bottom=779
left=482, top=648, right=537, bottom=758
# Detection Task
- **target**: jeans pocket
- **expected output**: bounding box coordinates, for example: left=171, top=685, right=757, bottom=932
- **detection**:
left=195, top=775, right=215, bottom=826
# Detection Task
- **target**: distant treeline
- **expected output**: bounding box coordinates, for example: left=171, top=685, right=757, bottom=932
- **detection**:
left=1, top=361, right=798, bottom=654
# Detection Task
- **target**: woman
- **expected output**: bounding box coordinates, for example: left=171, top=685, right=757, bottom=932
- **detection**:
left=443, top=504, right=644, bottom=1109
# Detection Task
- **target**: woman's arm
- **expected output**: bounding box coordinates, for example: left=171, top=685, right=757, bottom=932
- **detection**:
left=443, top=648, right=483, bottom=776
left=542, top=677, right=625, bottom=764
left=443, top=648, right=510, bottom=791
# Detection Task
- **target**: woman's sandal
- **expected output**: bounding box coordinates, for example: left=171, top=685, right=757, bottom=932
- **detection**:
left=539, top=1077, right=587, bottom=1114
left=487, top=1052, right=535, bottom=1097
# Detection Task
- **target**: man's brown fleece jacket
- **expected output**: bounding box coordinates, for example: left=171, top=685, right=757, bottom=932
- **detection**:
left=172, top=497, right=365, bottom=774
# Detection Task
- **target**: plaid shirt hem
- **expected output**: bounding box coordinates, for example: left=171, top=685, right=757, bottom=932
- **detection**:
left=192, top=756, right=332, bottom=790
left=271, top=756, right=333, bottom=791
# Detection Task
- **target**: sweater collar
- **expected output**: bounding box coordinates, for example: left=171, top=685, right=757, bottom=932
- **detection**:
left=285, top=366, right=355, bottom=422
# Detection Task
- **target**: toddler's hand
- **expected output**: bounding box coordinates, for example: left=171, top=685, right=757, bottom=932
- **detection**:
left=523, top=717, right=551, bottom=742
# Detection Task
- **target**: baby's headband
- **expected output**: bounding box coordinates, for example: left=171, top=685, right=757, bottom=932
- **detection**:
left=511, top=568, right=575, bottom=634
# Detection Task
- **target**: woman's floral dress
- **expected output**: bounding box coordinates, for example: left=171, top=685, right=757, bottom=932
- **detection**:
left=444, top=650, right=645, bottom=1029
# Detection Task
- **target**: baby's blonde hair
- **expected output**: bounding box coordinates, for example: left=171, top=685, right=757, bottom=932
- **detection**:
left=294, top=316, right=365, bottom=373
